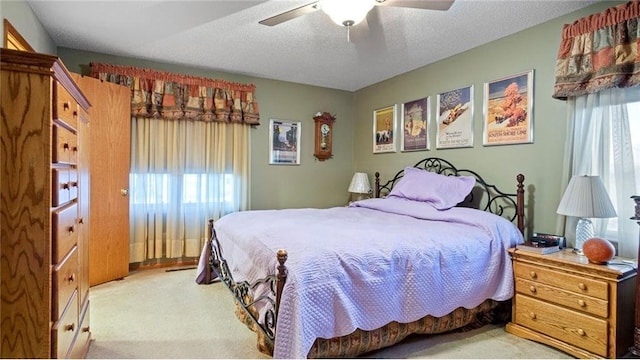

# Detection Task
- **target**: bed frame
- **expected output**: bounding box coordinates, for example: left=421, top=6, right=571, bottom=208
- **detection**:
left=203, top=157, right=525, bottom=357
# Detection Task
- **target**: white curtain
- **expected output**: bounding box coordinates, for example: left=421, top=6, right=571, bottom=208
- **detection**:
left=558, top=87, right=640, bottom=259
left=129, top=118, right=249, bottom=262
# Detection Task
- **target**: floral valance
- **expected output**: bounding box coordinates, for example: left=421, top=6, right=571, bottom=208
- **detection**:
left=90, top=63, right=260, bottom=125
left=552, top=0, right=640, bottom=100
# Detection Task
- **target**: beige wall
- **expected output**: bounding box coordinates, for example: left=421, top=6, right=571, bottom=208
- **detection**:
left=2, top=0, right=624, bottom=238
left=352, top=1, right=621, bottom=237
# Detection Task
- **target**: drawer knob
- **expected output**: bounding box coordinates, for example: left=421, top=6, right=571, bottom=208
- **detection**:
left=529, top=271, right=537, bottom=279
left=63, top=143, right=70, bottom=150
left=70, top=181, right=78, bottom=188
left=63, top=101, right=70, bottom=110
left=68, top=225, right=75, bottom=233
left=82, top=326, right=90, bottom=333
left=578, top=283, right=587, bottom=291
left=67, top=273, right=75, bottom=282
left=529, top=312, right=536, bottom=320
left=78, top=217, right=85, bottom=224
left=64, top=323, right=75, bottom=332
left=578, top=299, right=586, bottom=307
left=529, top=286, right=536, bottom=293
left=577, top=329, right=585, bottom=336
left=62, top=183, right=69, bottom=190
left=73, top=110, right=78, bottom=118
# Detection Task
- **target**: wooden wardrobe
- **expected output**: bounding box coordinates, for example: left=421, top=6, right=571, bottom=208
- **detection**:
left=1, top=49, right=92, bottom=358
left=0, top=48, right=130, bottom=358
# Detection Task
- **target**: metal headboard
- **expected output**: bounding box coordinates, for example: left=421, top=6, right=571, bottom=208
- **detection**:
left=374, top=157, right=525, bottom=233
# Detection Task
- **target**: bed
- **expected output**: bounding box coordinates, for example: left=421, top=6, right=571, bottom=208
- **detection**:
left=196, top=157, right=526, bottom=358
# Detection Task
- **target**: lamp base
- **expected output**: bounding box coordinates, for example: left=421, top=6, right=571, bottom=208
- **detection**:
left=350, top=193, right=370, bottom=202
left=574, top=217, right=594, bottom=255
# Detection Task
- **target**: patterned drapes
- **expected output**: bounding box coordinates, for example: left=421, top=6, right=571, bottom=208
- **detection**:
left=90, top=63, right=260, bottom=125
left=552, top=0, right=640, bottom=100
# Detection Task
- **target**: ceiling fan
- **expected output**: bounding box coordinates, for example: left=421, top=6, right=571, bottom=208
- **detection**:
left=259, top=0, right=455, bottom=28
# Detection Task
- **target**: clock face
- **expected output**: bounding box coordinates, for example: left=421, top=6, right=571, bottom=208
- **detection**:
left=321, top=123, right=330, bottom=135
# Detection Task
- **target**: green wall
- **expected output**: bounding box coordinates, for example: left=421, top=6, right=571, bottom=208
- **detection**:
left=352, top=1, right=621, bottom=238
left=57, top=48, right=355, bottom=210
left=2, top=0, right=624, bottom=239
left=2, top=0, right=355, bottom=211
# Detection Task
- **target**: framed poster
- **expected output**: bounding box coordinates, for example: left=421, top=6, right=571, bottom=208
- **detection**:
left=269, top=119, right=301, bottom=165
left=436, top=85, right=474, bottom=149
left=373, top=104, right=397, bottom=153
left=483, top=70, right=534, bottom=146
left=401, top=96, right=430, bottom=152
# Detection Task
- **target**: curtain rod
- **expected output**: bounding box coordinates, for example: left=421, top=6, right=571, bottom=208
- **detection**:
left=90, top=62, right=256, bottom=92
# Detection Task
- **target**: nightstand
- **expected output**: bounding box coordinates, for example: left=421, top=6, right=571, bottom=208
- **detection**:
left=506, top=248, right=637, bottom=358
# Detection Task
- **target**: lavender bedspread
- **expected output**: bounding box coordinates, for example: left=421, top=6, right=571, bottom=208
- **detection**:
left=197, top=197, right=524, bottom=358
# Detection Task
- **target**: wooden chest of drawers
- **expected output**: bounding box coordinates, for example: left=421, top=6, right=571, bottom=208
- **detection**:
left=1, top=48, right=91, bottom=358
left=506, top=248, right=636, bottom=358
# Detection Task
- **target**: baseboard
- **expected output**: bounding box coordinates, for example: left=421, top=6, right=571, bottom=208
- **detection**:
left=129, top=257, right=198, bottom=272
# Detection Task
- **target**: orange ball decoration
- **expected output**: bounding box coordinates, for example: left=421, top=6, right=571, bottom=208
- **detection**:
left=582, top=237, right=616, bottom=264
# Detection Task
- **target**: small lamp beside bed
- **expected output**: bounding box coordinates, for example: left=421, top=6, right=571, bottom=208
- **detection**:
left=556, top=175, right=617, bottom=260
left=348, top=172, right=372, bottom=203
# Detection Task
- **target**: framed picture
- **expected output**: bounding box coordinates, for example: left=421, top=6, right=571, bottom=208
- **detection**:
left=401, top=97, right=430, bottom=152
left=436, top=85, right=474, bottom=149
left=373, top=104, right=397, bottom=153
left=269, top=119, right=301, bottom=165
left=483, top=70, right=534, bottom=146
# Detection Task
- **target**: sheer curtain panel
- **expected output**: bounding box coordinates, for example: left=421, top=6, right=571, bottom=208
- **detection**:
left=559, top=87, right=640, bottom=258
left=91, top=64, right=257, bottom=262
left=553, top=1, right=640, bottom=258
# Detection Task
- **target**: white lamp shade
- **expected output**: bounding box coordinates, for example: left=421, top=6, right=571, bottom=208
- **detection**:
left=557, top=175, right=617, bottom=218
left=321, top=0, right=375, bottom=26
left=348, top=172, right=371, bottom=194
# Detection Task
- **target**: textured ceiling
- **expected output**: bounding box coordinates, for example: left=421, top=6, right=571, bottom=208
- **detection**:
left=27, top=0, right=599, bottom=91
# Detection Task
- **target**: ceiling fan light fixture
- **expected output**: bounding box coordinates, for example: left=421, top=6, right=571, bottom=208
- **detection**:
left=321, top=0, right=376, bottom=27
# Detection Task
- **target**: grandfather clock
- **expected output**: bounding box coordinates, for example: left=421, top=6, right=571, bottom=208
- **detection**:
left=631, top=195, right=640, bottom=356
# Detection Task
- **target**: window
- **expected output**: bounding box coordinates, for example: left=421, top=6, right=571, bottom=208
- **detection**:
left=183, top=173, right=235, bottom=204
left=130, top=172, right=238, bottom=209
left=603, top=100, right=640, bottom=237
left=566, top=87, right=640, bottom=258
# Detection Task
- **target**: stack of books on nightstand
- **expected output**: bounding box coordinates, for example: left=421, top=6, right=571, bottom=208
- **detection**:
left=516, top=232, right=565, bottom=255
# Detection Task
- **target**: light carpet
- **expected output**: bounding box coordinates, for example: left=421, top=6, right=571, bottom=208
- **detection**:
left=86, top=267, right=571, bottom=359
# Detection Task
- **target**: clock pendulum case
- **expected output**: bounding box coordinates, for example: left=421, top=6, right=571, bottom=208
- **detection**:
left=313, top=112, right=336, bottom=161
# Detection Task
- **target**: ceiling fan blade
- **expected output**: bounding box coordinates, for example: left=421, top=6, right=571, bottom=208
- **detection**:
left=376, top=0, right=455, bottom=11
left=259, top=1, right=320, bottom=26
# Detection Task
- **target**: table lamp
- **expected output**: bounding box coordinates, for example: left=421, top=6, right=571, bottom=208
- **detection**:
left=556, top=175, right=617, bottom=254
left=348, top=172, right=371, bottom=202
